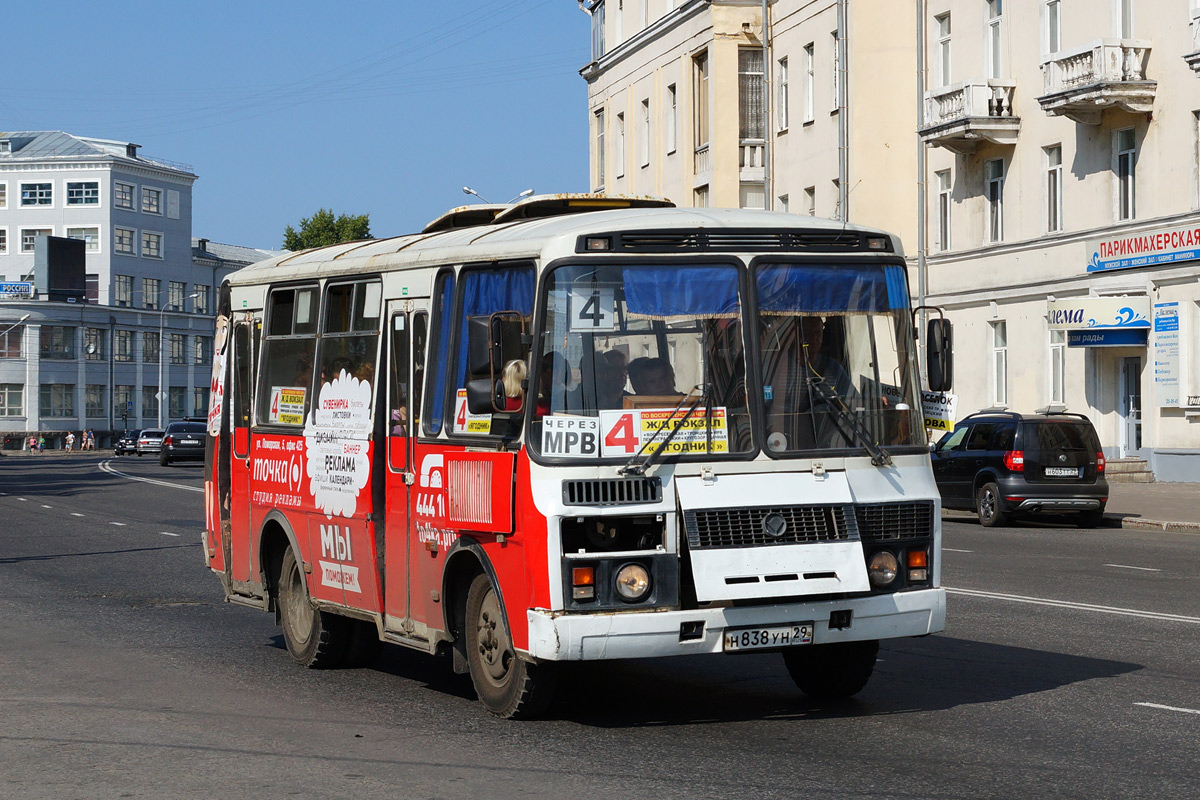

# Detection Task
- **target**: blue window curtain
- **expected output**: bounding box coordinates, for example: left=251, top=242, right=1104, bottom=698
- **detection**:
left=622, top=266, right=740, bottom=318
left=756, top=263, right=908, bottom=314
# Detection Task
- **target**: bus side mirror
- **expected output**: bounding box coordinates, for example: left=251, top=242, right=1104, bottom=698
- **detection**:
left=926, top=318, right=953, bottom=393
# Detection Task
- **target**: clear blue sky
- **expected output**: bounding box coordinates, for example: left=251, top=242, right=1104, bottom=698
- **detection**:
left=4, top=1, right=589, bottom=249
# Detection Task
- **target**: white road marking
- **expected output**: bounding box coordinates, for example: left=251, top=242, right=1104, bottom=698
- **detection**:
left=943, top=548, right=974, bottom=553
left=98, top=459, right=203, bottom=493
left=1135, top=702, right=1200, bottom=716
left=41, top=504, right=52, bottom=509
left=109, top=522, right=126, bottom=527
left=160, top=532, right=180, bottom=537
left=17, top=497, right=27, bottom=502
left=71, top=513, right=85, bottom=517
left=1104, top=564, right=1161, bottom=572
left=947, top=587, right=1200, bottom=625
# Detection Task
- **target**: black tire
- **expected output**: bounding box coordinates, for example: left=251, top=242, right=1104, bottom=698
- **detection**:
left=1078, top=506, right=1106, bottom=529
left=782, top=639, right=880, bottom=700
left=277, top=548, right=351, bottom=669
left=464, top=573, right=556, bottom=719
left=136, top=451, right=142, bottom=457
left=343, top=618, right=384, bottom=668
left=160, top=454, right=170, bottom=467
left=976, top=481, right=1008, bottom=527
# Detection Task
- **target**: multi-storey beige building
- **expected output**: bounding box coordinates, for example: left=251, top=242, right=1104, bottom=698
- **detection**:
left=582, top=0, right=1200, bottom=481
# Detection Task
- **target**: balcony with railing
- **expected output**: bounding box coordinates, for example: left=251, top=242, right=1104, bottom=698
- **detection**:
left=1185, top=7, right=1200, bottom=74
left=919, top=80, right=1019, bottom=154
left=1038, top=40, right=1155, bottom=124
left=739, top=139, right=765, bottom=181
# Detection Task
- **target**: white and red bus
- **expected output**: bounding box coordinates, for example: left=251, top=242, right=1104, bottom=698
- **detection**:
left=205, top=195, right=953, bottom=718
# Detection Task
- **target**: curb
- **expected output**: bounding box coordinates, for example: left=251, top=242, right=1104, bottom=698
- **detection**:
left=944, top=509, right=1200, bottom=534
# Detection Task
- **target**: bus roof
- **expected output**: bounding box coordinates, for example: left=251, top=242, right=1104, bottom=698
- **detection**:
left=229, top=201, right=901, bottom=288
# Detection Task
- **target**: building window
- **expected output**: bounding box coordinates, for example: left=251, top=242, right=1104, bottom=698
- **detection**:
left=0, top=228, right=7, bottom=255
left=590, top=0, right=605, bottom=60
left=40, top=326, right=76, bottom=360
left=739, top=182, right=766, bottom=210
left=66, top=226, right=100, bottom=253
left=194, top=387, right=209, bottom=416
left=694, top=50, right=710, bottom=152
left=1046, top=145, right=1063, bottom=233
left=114, top=274, right=133, bottom=307
left=639, top=98, right=650, bottom=168
left=803, top=44, right=815, bottom=123
left=594, top=108, right=606, bottom=189
left=170, top=333, right=186, bottom=364
left=936, top=170, right=952, bottom=251
left=194, top=335, right=212, bottom=365
left=739, top=48, right=765, bottom=141
left=114, top=181, right=134, bottom=210
left=85, top=385, right=106, bottom=418
left=141, top=187, right=162, bottom=215
left=0, top=325, right=22, bottom=358
left=142, top=278, right=159, bottom=309
left=114, top=227, right=136, bottom=255
left=168, top=281, right=186, bottom=311
left=694, top=185, right=709, bottom=208
left=831, top=30, right=841, bottom=112
left=169, top=386, right=186, bottom=419
left=936, top=14, right=952, bottom=88
left=40, top=384, right=76, bottom=418
left=193, top=285, right=209, bottom=314
left=778, top=194, right=789, bottom=212
left=1045, top=0, right=1060, bottom=54
left=86, top=273, right=99, bottom=302
left=141, top=231, right=163, bottom=259
left=986, top=158, right=1005, bottom=242
left=0, top=182, right=6, bottom=208
left=991, top=320, right=1008, bottom=406
left=1116, top=128, right=1136, bottom=221
left=1049, top=329, right=1066, bottom=404
left=115, top=385, right=134, bottom=422
left=666, top=83, right=677, bottom=154
left=67, top=181, right=99, bottom=205
left=142, top=385, right=159, bottom=419
left=987, top=0, right=1004, bottom=80
left=114, top=330, right=133, bottom=362
left=1119, top=0, right=1132, bottom=38
left=804, top=186, right=816, bottom=216
left=142, top=332, right=160, bottom=364
left=20, top=182, right=52, bottom=206
left=615, top=112, right=626, bottom=178
left=615, top=0, right=623, bottom=44
left=0, top=384, right=22, bottom=416
left=777, top=56, right=789, bottom=131
left=21, top=228, right=53, bottom=253
left=84, top=328, right=106, bottom=361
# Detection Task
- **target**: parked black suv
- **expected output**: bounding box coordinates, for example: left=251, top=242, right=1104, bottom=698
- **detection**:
left=932, top=411, right=1108, bottom=528
left=159, top=421, right=206, bottom=466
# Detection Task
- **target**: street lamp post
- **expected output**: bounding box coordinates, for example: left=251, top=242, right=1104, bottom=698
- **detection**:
left=0, top=313, right=31, bottom=338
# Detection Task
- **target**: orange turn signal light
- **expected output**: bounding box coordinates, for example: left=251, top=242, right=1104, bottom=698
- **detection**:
left=906, top=549, right=928, bottom=568
left=572, top=566, right=595, bottom=586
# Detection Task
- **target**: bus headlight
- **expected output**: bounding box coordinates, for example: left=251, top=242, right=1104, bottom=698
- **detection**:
left=614, top=563, right=651, bottom=602
left=867, top=551, right=899, bottom=587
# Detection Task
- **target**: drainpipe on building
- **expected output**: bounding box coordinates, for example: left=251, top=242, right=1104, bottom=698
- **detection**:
left=762, top=0, right=772, bottom=210
left=916, top=0, right=929, bottom=385
left=108, top=315, right=116, bottom=436
left=837, top=0, right=848, bottom=221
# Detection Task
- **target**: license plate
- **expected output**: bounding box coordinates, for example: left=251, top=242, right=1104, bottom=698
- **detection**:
left=1045, top=466, right=1079, bottom=477
left=723, top=622, right=813, bottom=652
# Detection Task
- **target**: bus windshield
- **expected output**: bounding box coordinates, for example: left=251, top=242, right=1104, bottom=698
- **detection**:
left=531, top=260, right=923, bottom=461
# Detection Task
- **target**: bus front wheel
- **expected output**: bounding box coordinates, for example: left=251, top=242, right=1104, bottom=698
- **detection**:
left=464, top=573, right=556, bottom=719
left=782, top=639, right=879, bottom=700
left=277, top=548, right=350, bottom=669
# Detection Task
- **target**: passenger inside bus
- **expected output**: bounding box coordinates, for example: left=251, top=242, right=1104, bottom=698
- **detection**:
left=501, top=359, right=526, bottom=411
left=628, top=357, right=677, bottom=396
left=537, top=351, right=574, bottom=415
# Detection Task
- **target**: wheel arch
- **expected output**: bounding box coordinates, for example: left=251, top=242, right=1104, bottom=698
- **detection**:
left=259, top=510, right=304, bottom=616
left=442, top=539, right=511, bottom=663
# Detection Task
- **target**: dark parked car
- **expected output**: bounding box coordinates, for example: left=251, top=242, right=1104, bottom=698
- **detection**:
left=114, top=429, right=141, bottom=456
left=159, top=421, right=206, bottom=466
left=932, top=411, right=1108, bottom=528
left=136, top=428, right=165, bottom=456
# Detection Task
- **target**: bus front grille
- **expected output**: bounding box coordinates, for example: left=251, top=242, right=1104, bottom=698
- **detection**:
left=683, top=505, right=854, bottom=549
left=562, top=477, right=663, bottom=507
left=854, top=501, right=935, bottom=541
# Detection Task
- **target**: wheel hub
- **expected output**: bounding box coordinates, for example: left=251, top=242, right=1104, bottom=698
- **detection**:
left=476, top=591, right=511, bottom=683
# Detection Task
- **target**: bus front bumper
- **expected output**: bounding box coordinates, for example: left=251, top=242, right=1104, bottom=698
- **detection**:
left=524, top=587, right=946, bottom=661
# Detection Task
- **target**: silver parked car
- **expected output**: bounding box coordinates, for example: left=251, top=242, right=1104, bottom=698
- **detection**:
left=136, top=428, right=165, bottom=456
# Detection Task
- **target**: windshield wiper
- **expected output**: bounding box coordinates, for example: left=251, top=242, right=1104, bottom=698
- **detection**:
left=806, top=376, right=893, bottom=467
left=618, top=387, right=705, bottom=476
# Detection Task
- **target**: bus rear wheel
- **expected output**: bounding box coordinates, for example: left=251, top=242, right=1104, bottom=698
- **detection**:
left=782, top=639, right=879, bottom=700
left=277, top=548, right=350, bottom=669
left=464, top=573, right=555, bottom=719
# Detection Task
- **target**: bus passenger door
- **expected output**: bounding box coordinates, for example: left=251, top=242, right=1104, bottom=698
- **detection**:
left=229, top=319, right=255, bottom=586
left=383, top=306, right=427, bottom=631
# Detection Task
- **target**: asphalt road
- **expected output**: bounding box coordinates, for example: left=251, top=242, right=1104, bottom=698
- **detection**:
left=1, top=454, right=1197, bottom=799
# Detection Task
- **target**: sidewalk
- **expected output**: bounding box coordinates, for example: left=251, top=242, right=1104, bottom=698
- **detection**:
left=1103, top=482, right=1200, bottom=532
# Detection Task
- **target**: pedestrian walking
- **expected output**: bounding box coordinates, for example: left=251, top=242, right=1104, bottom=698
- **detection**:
left=65, top=432, right=76, bottom=452
left=37, top=436, right=45, bottom=453
left=28, top=436, right=37, bottom=453
left=84, top=429, right=95, bottom=451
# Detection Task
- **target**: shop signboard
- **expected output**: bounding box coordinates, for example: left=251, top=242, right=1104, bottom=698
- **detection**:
left=1047, top=296, right=1150, bottom=330
left=1088, top=224, right=1200, bottom=273
left=0, top=282, right=34, bottom=299
left=1152, top=302, right=1181, bottom=408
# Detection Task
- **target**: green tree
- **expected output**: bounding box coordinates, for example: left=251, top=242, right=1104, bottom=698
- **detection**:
left=283, top=208, right=372, bottom=250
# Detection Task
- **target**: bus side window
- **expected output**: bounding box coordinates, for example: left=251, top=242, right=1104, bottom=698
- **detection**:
left=317, top=280, right=381, bottom=392
left=388, top=313, right=410, bottom=471
left=412, top=312, right=427, bottom=433
left=257, top=286, right=319, bottom=427
left=424, top=271, right=455, bottom=435
left=233, top=323, right=251, bottom=429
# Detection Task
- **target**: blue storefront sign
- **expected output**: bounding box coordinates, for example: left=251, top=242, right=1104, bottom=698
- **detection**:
left=0, top=281, right=34, bottom=299
left=1067, top=329, right=1149, bottom=348
left=1088, top=225, right=1200, bottom=273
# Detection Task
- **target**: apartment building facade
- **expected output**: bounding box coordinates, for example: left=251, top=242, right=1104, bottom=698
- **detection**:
left=0, top=131, right=277, bottom=447
left=583, top=0, right=1200, bottom=480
